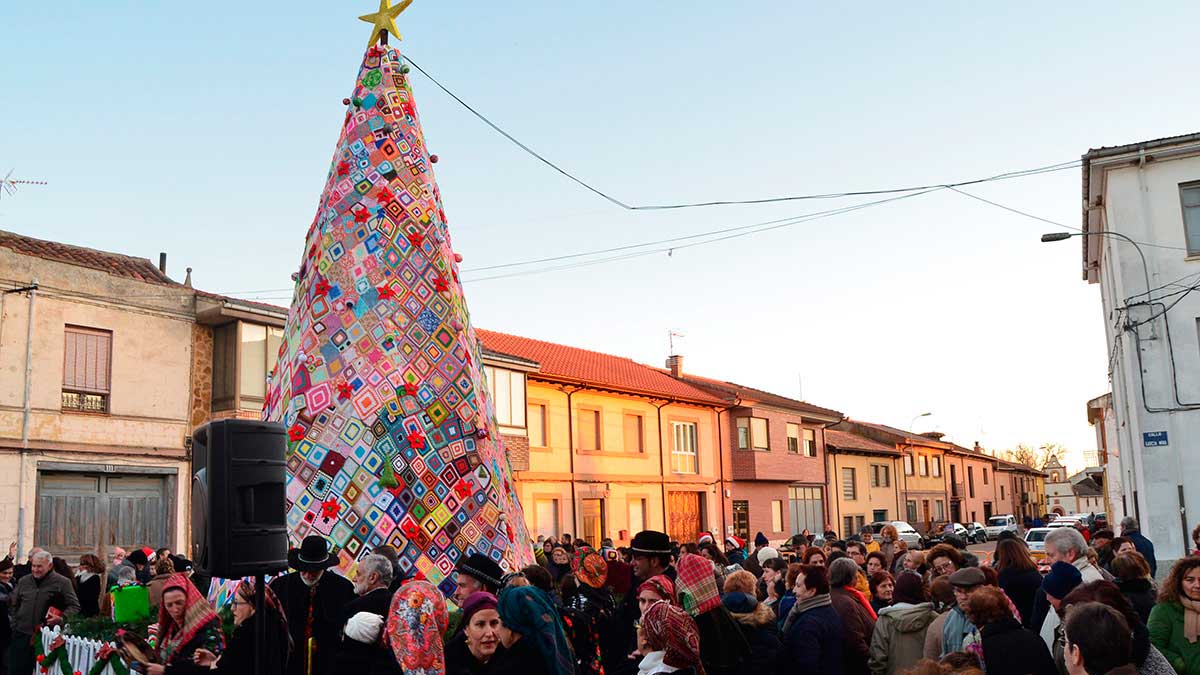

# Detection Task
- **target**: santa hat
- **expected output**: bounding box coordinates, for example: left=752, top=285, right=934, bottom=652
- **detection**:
left=725, top=535, right=744, bottom=550
left=697, top=532, right=715, bottom=545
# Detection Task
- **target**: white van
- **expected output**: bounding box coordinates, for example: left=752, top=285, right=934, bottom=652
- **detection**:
left=983, top=514, right=1017, bottom=540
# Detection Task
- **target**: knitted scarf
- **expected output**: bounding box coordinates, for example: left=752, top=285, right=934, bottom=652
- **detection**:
left=1180, top=596, right=1200, bottom=644
left=843, top=585, right=878, bottom=620
left=782, top=592, right=832, bottom=633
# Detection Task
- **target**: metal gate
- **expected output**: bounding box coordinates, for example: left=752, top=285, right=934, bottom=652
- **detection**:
left=36, top=472, right=170, bottom=560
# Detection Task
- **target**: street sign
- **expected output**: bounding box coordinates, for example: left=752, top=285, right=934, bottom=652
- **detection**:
left=1143, top=431, right=1169, bottom=447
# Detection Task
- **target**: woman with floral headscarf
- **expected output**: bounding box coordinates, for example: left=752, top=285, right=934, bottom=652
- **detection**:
left=675, top=553, right=749, bottom=675
left=565, top=550, right=615, bottom=674
left=639, top=601, right=705, bottom=675
left=388, top=580, right=449, bottom=675
left=193, top=578, right=290, bottom=675
left=146, top=574, right=224, bottom=675
left=495, top=586, right=575, bottom=675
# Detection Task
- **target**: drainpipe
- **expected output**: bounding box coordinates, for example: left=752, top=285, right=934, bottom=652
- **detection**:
left=5, top=280, right=39, bottom=558
left=829, top=449, right=841, bottom=533
left=655, top=401, right=669, bottom=533
left=714, top=407, right=727, bottom=539
left=563, top=387, right=578, bottom=537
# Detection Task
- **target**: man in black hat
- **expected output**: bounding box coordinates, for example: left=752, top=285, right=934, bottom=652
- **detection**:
left=611, top=531, right=677, bottom=675
left=270, top=535, right=355, bottom=675
left=452, top=552, right=503, bottom=607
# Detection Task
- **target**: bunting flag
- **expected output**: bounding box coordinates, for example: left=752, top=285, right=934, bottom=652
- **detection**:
left=264, top=40, right=533, bottom=596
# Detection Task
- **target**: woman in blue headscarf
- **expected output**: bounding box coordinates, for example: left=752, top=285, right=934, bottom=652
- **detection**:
left=495, top=586, right=575, bottom=675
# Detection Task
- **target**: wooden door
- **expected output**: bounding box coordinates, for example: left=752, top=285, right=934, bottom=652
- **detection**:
left=667, top=491, right=701, bottom=543
left=37, top=472, right=168, bottom=562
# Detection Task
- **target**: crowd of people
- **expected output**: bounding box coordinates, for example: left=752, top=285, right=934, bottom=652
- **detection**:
left=0, top=515, right=1199, bottom=675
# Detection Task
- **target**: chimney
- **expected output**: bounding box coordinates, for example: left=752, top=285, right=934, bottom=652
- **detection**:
left=158, top=252, right=167, bottom=274
left=666, top=355, right=683, bottom=378
left=974, top=441, right=983, bottom=453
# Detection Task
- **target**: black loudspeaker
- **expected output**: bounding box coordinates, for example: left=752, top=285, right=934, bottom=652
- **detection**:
left=191, top=419, right=289, bottom=578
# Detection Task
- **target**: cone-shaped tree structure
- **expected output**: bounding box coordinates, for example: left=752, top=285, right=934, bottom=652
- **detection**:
left=265, top=37, right=532, bottom=595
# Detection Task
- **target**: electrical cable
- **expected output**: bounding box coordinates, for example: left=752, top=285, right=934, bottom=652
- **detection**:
left=403, top=54, right=1080, bottom=212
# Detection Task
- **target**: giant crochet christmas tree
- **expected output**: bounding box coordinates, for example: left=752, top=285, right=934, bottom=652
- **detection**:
left=264, top=1, right=533, bottom=597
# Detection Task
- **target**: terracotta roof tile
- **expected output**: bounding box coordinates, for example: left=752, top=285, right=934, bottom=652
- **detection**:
left=476, top=329, right=724, bottom=404
left=837, top=419, right=954, bottom=449
left=0, top=230, right=176, bottom=285
left=825, top=429, right=901, bottom=456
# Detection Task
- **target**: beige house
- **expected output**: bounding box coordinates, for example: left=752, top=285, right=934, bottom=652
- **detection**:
left=0, top=232, right=198, bottom=559
left=826, top=428, right=903, bottom=535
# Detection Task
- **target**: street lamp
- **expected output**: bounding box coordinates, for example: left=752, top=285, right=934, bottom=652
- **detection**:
left=1041, top=231, right=1152, bottom=304
left=909, top=412, right=932, bottom=430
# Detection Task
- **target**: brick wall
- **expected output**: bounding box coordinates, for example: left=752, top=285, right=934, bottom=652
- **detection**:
left=502, top=433, right=530, bottom=472
left=729, top=406, right=827, bottom=483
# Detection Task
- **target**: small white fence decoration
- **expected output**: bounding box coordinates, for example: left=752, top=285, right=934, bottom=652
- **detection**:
left=39, top=626, right=119, bottom=675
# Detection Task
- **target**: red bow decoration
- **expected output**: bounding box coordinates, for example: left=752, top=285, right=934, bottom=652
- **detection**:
left=288, top=424, right=306, bottom=442
left=403, top=381, right=419, bottom=396
left=314, top=278, right=332, bottom=296
left=320, top=499, right=340, bottom=520
left=406, top=431, right=426, bottom=450
left=336, top=160, right=351, bottom=177
left=377, top=285, right=397, bottom=300
left=406, top=231, right=423, bottom=247
left=336, top=381, right=354, bottom=399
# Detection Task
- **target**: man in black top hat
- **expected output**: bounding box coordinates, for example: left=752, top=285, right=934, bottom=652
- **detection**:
left=270, top=535, right=355, bottom=675
left=452, top=552, right=503, bottom=607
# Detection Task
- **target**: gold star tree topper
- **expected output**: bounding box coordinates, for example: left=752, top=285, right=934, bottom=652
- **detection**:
left=359, top=0, right=414, bottom=47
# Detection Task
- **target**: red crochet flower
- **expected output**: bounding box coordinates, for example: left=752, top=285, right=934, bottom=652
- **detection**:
left=433, top=276, right=449, bottom=292
left=376, top=186, right=394, bottom=203
left=352, top=209, right=370, bottom=224
left=403, top=381, right=419, bottom=396
left=377, top=285, right=396, bottom=300
left=454, top=479, right=473, bottom=499
left=336, top=160, right=350, bottom=177
left=314, top=278, right=332, bottom=296
left=406, top=431, right=426, bottom=450
left=336, top=381, right=354, bottom=399
left=401, top=520, right=421, bottom=538
left=288, top=424, right=306, bottom=442
left=406, top=231, right=423, bottom=247
left=320, top=499, right=340, bottom=520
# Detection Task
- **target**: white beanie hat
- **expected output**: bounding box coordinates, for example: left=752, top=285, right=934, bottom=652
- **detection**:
left=757, top=546, right=780, bottom=563
left=344, top=611, right=384, bottom=644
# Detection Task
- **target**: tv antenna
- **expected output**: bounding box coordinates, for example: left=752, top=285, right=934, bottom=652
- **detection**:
left=668, top=330, right=686, bottom=354
left=0, top=170, right=47, bottom=200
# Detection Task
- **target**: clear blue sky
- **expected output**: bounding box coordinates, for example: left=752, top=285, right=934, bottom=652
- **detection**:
left=5, top=1, right=1199, bottom=469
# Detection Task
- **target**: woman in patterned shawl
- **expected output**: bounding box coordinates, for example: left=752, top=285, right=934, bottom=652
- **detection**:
left=495, top=586, right=575, bottom=675
left=640, top=601, right=705, bottom=675
left=147, top=574, right=224, bottom=675
left=675, top=554, right=750, bottom=675
left=193, top=578, right=290, bottom=675
left=388, top=580, right=450, bottom=675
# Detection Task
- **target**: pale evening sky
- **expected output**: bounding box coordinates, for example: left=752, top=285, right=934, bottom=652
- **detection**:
left=5, top=2, right=1199, bottom=473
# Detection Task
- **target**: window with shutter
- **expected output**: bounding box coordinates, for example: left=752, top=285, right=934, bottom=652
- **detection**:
left=62, top=326, right=112, bottom=413
left=842, top=467, right=857, bottom=500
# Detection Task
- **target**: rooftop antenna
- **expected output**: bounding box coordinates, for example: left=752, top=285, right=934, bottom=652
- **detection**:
left=0, top=170, right=47, bottom=200
left=668, top=330, right=685, bottom=354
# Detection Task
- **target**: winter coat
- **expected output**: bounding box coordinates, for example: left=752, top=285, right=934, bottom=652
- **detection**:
left=1125, top=531, right=1157, bottom=577
left=779, top=601, right=844, bottom=675
left=161, top=619, right=225, bottom=675
left=0, top=579, right=12, bottom=643
left=923, top=611, right=948, bottom=660
left=997, top=566, right=1043, bottom=630
left=209, top=610, right=289, bottom=675
left=335, top=587, right=403, bottom=675
left=1148, top=601, right=1200, bottom=675
left=742, top=549, right=763, bottom=578
left=978, top=617, right=1057, bottom=675
left=271, top=571, right=356, bottom=675
left=445, top=632, right=505, bottom=675
left=1116, top=577, right=1157, bottom=625
left=867, top=602, right=937, bottom=675
left=76, top=572, right=103, bottom=618
left=728, top=602, right=782, bottom=675
left=10, top=571, right=80, bottom=634
left=830, top=587, right=877, bottom=675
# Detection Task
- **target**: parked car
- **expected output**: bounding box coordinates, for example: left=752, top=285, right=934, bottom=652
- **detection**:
left=922, top=523, right=972, bottom=549
left=984, top=514, right=1018, bottom=539
left=1048, top=516, right=1082, bottom=529
left=779, top=533, right=811, bottom=561
left=1025, top=527, right=1051, bottom=557
left=869, top=521, right=923, bottom=549
left=964, top=522, right=989, bottom=544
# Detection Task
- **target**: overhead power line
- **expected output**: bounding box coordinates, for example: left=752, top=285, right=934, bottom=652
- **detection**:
left=402, top=54, right=1080, bottom=212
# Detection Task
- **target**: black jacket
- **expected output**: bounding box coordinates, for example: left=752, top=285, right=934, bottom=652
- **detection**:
left=997, top=567, right=1043, bottom=630
left=728, top=603, right=782, bottom=675
left=445, top=633, right=504, bottom=675
left=1115, top=577, right=1156, bottom=625
left=210, top=611, right=289, bottom=675
left=77, top=573, right=103, bottom=618
left=979, top=617, right=1058, bottom=675
left=491, top=637, right=551, bottom=675
left=336, top=587, right=402, bottom=675
left=271, top=571, right=356, bottom=675
left=779, top=602, right=844, bottom=675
